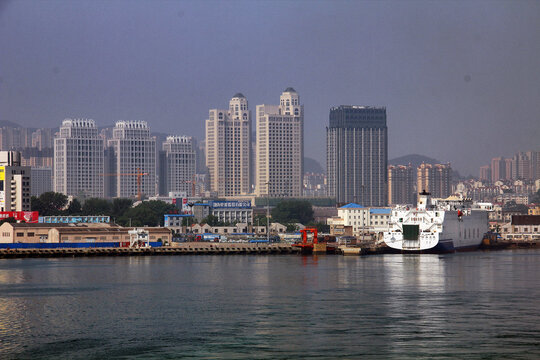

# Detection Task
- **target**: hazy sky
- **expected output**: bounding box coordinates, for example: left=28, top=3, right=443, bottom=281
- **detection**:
left=1, top=0, right=539, bottom=176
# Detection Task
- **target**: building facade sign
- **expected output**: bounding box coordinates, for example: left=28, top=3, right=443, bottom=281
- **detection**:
left=0, top=211, right=39, bottom=223
left=210, top=200, right=251, bottom=209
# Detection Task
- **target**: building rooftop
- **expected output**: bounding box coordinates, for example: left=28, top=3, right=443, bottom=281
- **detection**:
left=511, top=215, right=540, bottom=225
left=2, top=222, right=118, bottom=228
left=165, top=136, right=192, bottom=144
left=114, top=120, right=149, bottom=129
left=232, top=93, right=245, bottom=98
left=283, top=87, right=297, bottom=93
left=61, top=118, right=97, bottom=128
left=370, top=208, right=391, bottom=215
left=339, top=203, right=364, bottom=209
left=330, top=105, right=386, bottom=111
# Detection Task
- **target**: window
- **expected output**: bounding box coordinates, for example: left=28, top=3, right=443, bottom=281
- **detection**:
left=16, top=232, right=24, bottom=237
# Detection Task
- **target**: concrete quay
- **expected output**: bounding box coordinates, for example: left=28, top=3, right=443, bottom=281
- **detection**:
left=0, top=242, right=300, bottom=259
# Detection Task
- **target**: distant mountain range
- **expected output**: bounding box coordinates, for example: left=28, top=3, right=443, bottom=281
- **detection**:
left=304, top=157, right=324, bottom=173
left=388, top=154, right=442, bottom=168
left=0, top=120, right=25, bottom=128
left=299, top=154, right=460, bottom=177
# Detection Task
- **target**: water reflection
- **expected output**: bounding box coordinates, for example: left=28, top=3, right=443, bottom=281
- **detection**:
left=0, top=252, right=539, bottom=359
left=384, top=254, right=446, bottom=293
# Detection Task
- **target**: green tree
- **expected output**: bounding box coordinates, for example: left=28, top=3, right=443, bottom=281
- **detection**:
left=271, top=199, right=314, bottom=225
left=118, top=200, right=176, bottom=227
left=182, top=216, right=194, bottom=226
left=201, top=214, right=222, bottom=226
left=307, top=221, right=330, bottom=233
left=253, top=214, right=270, bottom=227
left=286, top=223, right=297, bottom=232
left=64, top=198, right=82, bottom=215
left=82, top=198, right=112, bottom=216
left=0, top=217, right=17, bottom=225
left=111, top=198, right=133, bottom=217
left=31, top=192, right=68, bottom=216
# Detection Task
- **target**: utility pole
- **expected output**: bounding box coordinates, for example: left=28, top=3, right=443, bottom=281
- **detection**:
left=266, top=181, right=270, bottom=243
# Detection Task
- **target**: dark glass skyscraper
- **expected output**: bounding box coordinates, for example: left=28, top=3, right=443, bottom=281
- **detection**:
left=327, top=106, right=388, bottom=206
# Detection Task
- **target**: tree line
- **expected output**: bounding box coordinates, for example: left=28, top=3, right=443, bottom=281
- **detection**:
left=30, top=193, right=329, bottom=231
left=31, top=192, right=175, bottom=227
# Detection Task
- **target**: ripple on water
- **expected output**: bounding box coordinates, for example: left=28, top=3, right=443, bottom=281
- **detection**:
left=0, top=252, right=539, bottom=359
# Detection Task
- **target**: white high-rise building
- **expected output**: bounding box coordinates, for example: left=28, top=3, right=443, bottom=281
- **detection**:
left=255, top=87, right=303, bottom=197
left=107, top=121, right=156, bottom=198
left=205, top=93, right=251, bottom=196
left=54, top=119, right=104, bottom=198
left=161, top=136, right=196, bottom=196
left=0, top=151, right=31, bottom=211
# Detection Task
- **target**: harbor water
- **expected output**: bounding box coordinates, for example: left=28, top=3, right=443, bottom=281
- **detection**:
left=1, top=250, right=539, bottom=359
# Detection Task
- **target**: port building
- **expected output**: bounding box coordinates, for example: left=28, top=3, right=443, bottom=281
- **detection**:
left=0, top=222, right=171, bottom=246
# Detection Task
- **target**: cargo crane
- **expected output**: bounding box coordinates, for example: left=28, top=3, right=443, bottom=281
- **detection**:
left=292, top=227, right=319, bottom=254
left=100, top=168, right=149, bottom=201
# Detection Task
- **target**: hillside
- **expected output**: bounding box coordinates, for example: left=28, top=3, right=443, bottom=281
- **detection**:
left=304, top=157, right=324, bottom=173
left=389, top=154, right=441, bottom=167
left=0, top=120, right=25, bottom=128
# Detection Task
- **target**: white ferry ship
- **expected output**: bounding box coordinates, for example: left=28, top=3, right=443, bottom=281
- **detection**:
left=383, top=191, right=488, bottom=253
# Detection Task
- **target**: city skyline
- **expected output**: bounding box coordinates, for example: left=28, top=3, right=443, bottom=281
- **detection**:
left=2, top=1, right=540, bottom=176
left=3, top=115, right=540, bottom=179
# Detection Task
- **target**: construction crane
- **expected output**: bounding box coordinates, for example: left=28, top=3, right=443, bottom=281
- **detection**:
left=184, top=175, right=197, bottom=197
left=100, top=168, right=149, bottom=201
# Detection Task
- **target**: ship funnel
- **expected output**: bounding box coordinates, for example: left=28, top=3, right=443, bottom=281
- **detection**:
left=418, top=190, right=431, bottom=210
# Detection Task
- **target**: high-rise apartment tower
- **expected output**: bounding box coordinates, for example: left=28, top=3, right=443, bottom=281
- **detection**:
left=255, top=88, right=303, bottom=197
left=54, top=118, right=104, bottom=197
left=205, top=94, right=251, bottom=196
left=327, top=106, right=388, bottom=206
left=160, top=136, right=196, bottom=196
left=417, top=163, right=452, bottom=198
left=107, top=121, right=156, bottom=198
left=388, top=165, right=415, bottom=205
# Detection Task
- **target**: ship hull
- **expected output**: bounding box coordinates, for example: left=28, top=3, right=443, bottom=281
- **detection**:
left=383, top=210, right=488, bottom=253
left=388, top=239, right=481, bottom=254
left=432, top=239, right=481, bottom=253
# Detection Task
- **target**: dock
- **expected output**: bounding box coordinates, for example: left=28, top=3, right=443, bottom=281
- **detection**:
left=0, top=242, right=300, bottom=259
